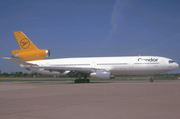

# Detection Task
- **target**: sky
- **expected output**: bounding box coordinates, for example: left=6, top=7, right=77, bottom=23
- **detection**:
left=0, top=0, right=180, bottom=73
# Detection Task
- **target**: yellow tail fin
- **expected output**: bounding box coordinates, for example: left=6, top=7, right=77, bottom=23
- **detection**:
left=12, top=31, right=50, bottom=61
left=14, top=31, right=39, bottom=50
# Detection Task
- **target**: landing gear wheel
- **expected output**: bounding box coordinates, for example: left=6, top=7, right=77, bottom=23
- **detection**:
left=150, top=78, right=153, bottom=82
left=74, top=79, right=78, bottom=83
left=74, top=79, right=81, bottom=83
left=80, top=79, right=85, bottom=83
left=74, top=79, right=90, bottom=83
left=86, top=79, right=90, bottom=83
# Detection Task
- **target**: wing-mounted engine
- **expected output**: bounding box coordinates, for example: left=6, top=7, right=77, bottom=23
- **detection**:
left=90, top=70, right=114, bottom=79
left=12, top=49, right=50, bottom=61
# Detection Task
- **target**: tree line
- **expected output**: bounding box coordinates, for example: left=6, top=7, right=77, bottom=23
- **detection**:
left=0, top=71, right=54, bottom=77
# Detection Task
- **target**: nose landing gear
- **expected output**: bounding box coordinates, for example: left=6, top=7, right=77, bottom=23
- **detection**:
left=149, top=75, right=154, bottom=82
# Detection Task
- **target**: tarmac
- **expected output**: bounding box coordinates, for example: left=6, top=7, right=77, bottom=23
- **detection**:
left=0, top=79, right=180, bottom=119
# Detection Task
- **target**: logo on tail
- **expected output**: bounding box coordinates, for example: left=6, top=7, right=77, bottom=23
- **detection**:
left=20, top=38, right=30, bottom=49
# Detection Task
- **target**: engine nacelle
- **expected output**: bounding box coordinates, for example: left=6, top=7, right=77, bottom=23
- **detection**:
left=90, top=70, right=111, bottom=79
left=12, top=49, right=50, bottom=61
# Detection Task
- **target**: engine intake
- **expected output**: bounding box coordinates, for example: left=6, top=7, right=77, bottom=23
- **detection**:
left=90, top=70, right=111, bottom=79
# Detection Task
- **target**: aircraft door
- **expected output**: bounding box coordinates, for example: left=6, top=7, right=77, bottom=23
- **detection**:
left=129, top=60, right=133, bottom=67
left=161, top=60, right=164, bottom=67
left=91, top=61, right=96, bottom=68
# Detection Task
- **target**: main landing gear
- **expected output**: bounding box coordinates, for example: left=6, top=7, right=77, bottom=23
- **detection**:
left=149, top=75, right=154, bottom=82
left=74, top=79, right=90, bottom=83
left=74, top=73, right=90, bottom=83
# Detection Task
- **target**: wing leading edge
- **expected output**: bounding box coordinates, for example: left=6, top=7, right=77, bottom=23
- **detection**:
left=33, top=66, right=104, bottom=74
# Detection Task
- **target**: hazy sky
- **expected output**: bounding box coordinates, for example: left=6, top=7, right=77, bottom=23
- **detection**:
left=0, top=0, right=180, bottom=73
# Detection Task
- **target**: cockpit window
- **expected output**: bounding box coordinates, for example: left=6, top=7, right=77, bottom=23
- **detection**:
left=169, top=60, right=175, bottom=63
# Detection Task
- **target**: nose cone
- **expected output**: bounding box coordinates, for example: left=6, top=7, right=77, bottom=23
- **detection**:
left=174, top=63, right=179, bottom=70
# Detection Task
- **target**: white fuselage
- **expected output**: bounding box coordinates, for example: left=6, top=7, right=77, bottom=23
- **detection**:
left=24, top=56, right=179, bottom=77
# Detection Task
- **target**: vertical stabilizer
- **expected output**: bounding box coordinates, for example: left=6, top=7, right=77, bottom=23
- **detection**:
left=14, top=31, right=39, bottom=50
left=12, top=31, right=50, bottom=61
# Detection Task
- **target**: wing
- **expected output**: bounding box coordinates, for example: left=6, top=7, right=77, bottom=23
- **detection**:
left=3, top=57, right=108, bottom=76
left=33, top=66, right=108, bottom=78
left=33, top=66, right=98, bottom=74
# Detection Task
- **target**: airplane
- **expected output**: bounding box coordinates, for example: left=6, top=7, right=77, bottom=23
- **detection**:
left=3, top=31, right=179, bottom=83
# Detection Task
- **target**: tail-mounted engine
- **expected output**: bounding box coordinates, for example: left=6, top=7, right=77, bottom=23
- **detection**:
left=12, top=49, right=50, bottom=61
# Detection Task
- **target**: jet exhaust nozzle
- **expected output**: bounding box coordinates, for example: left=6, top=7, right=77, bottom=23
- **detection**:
left=12, top=54, right=19, bottom=58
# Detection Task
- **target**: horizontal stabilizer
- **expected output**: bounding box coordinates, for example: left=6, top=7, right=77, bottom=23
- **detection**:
left=2, top=57, right=37, bottom=66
